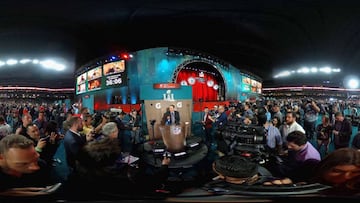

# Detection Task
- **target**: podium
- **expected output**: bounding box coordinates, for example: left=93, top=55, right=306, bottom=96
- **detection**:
left=144, top=99, right=192, bottom=140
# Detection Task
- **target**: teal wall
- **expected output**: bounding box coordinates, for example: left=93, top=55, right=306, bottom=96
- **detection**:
left=76, top=47, right=262, bottom=107
left=134, top=47, right=260, bottom=102
left=82, top=95, right=94, bottom=114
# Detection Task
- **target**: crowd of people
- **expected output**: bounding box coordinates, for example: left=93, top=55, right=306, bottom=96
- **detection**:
left=0, top=98, right=359, bottom=200
left=200, top=97, right=360, bottom=196
left=0, top=101, right=171, bottom=200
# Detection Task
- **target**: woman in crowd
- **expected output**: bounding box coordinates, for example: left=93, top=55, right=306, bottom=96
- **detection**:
left=315, top=115, right=332, bottom=155
left=313, top=148, right=360, bottom=195
left=271, top=116, right=281, bottom=129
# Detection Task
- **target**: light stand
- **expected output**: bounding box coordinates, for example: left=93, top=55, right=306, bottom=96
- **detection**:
left=149, top=119, right=156, bottom=141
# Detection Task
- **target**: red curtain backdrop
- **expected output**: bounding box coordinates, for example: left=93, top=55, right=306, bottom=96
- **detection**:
left=176, top=70, right=219, bottom=101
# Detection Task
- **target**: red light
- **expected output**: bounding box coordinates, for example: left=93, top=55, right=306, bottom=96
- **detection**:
left=240, top=152, right=252, bottom=157
left=121, top=53, right=129, bottom=59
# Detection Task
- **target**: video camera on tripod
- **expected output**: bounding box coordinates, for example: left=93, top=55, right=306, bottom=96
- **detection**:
left=217, top=121, right=269, bottom=164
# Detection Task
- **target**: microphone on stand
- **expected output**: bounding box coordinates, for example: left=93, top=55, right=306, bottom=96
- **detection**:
left=149, top=119, right=156, bottom=144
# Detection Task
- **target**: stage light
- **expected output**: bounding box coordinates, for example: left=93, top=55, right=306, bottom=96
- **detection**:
left=20, top=59, right=31, bottom=64
left=348, top=78, right=359, bottom=89
left=299, top=67, right=310, bottom=73
left=319, top=67, right=331, bottom=73
left=121, top=53, right=129, bottom=59
left=40, top=59, right=65, bottom=71
left=6, top=59, right=17, bottom=65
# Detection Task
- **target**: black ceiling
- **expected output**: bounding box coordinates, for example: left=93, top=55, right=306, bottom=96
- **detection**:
left=1, top=0, right=360, bottom=88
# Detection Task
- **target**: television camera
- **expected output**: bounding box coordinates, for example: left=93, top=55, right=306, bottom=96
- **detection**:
left=216, top=121, right=269, bottom=165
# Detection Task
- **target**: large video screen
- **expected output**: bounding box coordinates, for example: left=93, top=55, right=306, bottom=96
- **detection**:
left=103, top=60, right=127, bottom=88
left=76, top=73, right=87, bottom=94
left=76, top=60, right=127, bottom=95
left=87, top=66, right=102, bottom=92
left=241, top=75, right=262, bottom=94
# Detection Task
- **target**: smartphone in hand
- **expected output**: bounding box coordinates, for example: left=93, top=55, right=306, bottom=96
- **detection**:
left=40, top=183, right=62, bottom=193
left=41, top=135, right=51, bottom=142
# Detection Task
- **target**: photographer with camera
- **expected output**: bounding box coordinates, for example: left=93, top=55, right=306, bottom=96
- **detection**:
left=26, top=123, right=59, bottom=166
left=303, top=98, right=320, bottom=141
left=87, top=111, right=119, bottom=140
left=81, top=113, right=95, bottom=137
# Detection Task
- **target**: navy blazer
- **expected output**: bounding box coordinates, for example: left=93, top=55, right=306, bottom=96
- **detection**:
left=162, top=111, right=180, bottom=125
left=63, top=130, right=87, bottom=169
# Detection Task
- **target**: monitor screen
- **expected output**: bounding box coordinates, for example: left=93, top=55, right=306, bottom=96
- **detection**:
left=103, top=60, right=128, bottom=88
left=87, top=66, right=102, bottom=80
left=76, top=73, right=87, bottom=94
left=242, top=76, right=251, bottom=85
left=75, top=60, right=128, bottom=95
left=86, top=66, right=103, bottom=92
left=103, top=60, right=125, bottom=76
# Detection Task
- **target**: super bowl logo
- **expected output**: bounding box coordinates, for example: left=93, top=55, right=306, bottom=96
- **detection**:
left=163, top=90, right=174, bottom=101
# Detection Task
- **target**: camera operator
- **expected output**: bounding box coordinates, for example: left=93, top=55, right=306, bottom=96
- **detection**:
left=129, top=109, right=142, bottom=145
left=115, top=111, right=134, bottom=153
left=227, top=106, right=241, bottom=122
left=91, top=111, right=119, bottom=137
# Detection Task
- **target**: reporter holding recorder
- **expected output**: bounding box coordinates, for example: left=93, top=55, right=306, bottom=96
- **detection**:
left=0, top=134, right=58, bottom=198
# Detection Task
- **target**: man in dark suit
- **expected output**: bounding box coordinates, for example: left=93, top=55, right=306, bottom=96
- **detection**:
left=202, top=107, right=214, bottom=146
left=63, top=116, right=93, bottom=172
left=162, top=104, right=180, bottom=125
left=333, top=111, right=352, bottom=149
